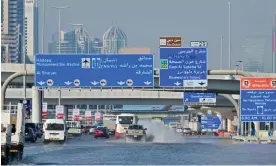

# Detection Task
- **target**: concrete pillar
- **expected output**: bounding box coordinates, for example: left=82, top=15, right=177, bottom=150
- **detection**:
left=273, top=122, right=276, bottom=130
left=31, top=86, right=42, bottom=123
left=63, top=105, right=68, bottom=121
left=222, top=118, right=227, bottom=130
left=254, top=122, right=260, bottom=132
left=227, top=119, right=232, bottom=132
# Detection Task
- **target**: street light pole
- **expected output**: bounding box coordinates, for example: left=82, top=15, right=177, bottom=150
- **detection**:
left=88, top=37, right=90, bottom=54
left=51, top=5, right=69, bottom=106
left=228, top=2, right=232, bottom=69
left=220, top=36, right=223, bottom=69
left=51, top=5, right=69, bottom=54
left=42, top=0, right=45, bottom=53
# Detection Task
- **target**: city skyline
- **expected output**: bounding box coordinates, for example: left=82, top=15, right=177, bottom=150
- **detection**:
left=1, top=0, right=276, bottom=72
left=38, top=0, right=276, bottom=72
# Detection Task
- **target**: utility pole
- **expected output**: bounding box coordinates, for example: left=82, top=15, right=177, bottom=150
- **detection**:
left=42, top=0, right=45, bottom=53
left=228, top=2, right=232, bottom=69
left=52, top=5, right=69, bottom=106
left=220, top=36, right=223, bottom=69
left=51, top=5, right=70, bottom=54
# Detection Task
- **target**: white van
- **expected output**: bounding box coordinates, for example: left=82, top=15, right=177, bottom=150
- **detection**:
left=43, top=119, right=68, bottom=144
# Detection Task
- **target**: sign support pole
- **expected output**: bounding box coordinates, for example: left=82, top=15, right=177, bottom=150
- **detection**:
left=58, top=88, right=61, bottom=105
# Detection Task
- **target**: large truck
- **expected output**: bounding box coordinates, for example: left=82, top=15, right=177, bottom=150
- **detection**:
left=102, top=114, right=116, bottom=135
left=1, top=103, right=25, bottom=164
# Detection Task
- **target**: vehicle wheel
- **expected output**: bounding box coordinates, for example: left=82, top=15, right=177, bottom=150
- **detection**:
left=59, top=140, right=65, bottom=144
left=43, top=140, right=49, bottom=145
left=94, top=136, right=97, bottom=139
left=19, top=151, right=23, bottom=161
left=31, top=137, right=36, bottom=143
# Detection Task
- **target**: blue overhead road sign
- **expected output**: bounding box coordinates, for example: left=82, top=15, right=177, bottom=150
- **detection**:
left=240, top=77, right=276, bottom=122
left=159, top=47, right=208, bottom=88
left=183, top=92, right=216, bottom=104
left=201, top=116, right=221, bottom=130
left=35, top=54, right=154, bottom=88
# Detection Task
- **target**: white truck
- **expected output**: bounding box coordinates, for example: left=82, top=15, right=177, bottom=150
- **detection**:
left=1, top=103, right=25, bottom=164
left=66, top=121, right=82, bottom=138
left=103, top=114, right=116, bottom=135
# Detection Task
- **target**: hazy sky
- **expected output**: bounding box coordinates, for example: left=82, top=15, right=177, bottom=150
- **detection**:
left=39, top=0, right=276, bottom=71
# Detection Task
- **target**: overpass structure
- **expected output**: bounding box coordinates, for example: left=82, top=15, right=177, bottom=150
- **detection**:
left=2, top=63, right=275, bottom=129
left=2, top=63, right=276, bottom=94
left=4, top=88, right=239, bottom=106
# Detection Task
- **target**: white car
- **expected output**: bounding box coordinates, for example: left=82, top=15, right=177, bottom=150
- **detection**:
left=176, top=128, right=183, bottom=133
left=89, top=126, right=97, bottom=134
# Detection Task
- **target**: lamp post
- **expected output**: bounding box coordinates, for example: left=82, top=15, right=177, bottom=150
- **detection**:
left=220, top=36, right=223, bottom=69
left=228, top=2, right=232, bottom=69
left=51, top=5, right=70, bottom=54
left=51, top=5, right=69, bottom=106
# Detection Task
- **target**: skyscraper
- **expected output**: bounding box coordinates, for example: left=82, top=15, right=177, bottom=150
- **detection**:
left=242, top=36, right=270, bottom=72
left=24, top=0, right=39, bottom=61
left=1, top=0, right=23, bottom=63
left=48, top=26, right=102, bottom=54
left=273, top=13, right=276, bottom=73
left=101, top=23, right=127, bottom=54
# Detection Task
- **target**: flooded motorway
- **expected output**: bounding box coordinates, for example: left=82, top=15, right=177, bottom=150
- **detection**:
left=21, top=121, right=276, bottom=165
left=22, top=136, right=276, bottom=165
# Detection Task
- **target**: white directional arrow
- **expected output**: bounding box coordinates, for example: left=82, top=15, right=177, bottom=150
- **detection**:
left=174, top=82, right=181, bottom=86
left=144, top=81, right=152, bottom=85
left=37, top=81, right=45, bottom=85
left=91, top=81, right=99, bottom=86
left=64, top=81, right=72, bottom=85
left=117, top=81, right=125, bottom=85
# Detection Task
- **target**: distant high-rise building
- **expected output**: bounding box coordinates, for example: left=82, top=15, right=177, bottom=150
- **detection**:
left=24, top=0, right=39, bottom=60
left=242, top=36, right=270, bottom=72
left=101, top=24, right=127, bottom=54
left=273, top=13, right=276, bottom=73
left=48, top=30, right=75, bottom=53
left=90, top=38, right=102, bottom=53
left=1, top=0, right=24, bottom=63
left=48, top=26, right=102, bottom=54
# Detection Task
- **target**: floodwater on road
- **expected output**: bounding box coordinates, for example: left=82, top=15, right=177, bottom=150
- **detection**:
left=21, top=121, right=276, bottom=165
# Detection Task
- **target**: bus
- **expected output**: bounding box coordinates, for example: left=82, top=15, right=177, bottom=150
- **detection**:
left=115, top=113, right=138, bottom=138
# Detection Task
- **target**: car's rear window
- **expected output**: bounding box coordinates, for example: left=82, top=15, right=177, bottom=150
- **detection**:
left=128, top=125, right=143, bottom=130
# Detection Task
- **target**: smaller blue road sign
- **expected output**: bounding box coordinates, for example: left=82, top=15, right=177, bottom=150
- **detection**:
left=240, top=77, right=276, bottom=122
left=35, top=54, right=154, bottom=88
left=183, top=92, right=216, bottom=104
left=19, top=99, right=31, bottom=112
left=201, top=116, right=221, bottom=130
left=159, top=47, right=208, bottom=88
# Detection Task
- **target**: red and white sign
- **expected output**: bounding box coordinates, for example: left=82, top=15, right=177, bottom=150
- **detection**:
left=42, top=102, right=48, bottom=119
left=240, top=77, right=276, bottom=90
left=55, top=105, right=64, bottom=119
left=72, top=109, right=80, bottom=121
left=85, top=111, right=92, bottom=121
left=95, top=112, right=102, bottom=122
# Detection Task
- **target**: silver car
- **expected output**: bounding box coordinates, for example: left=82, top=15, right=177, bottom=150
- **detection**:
left=183, top=128, right=192, bottom=136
